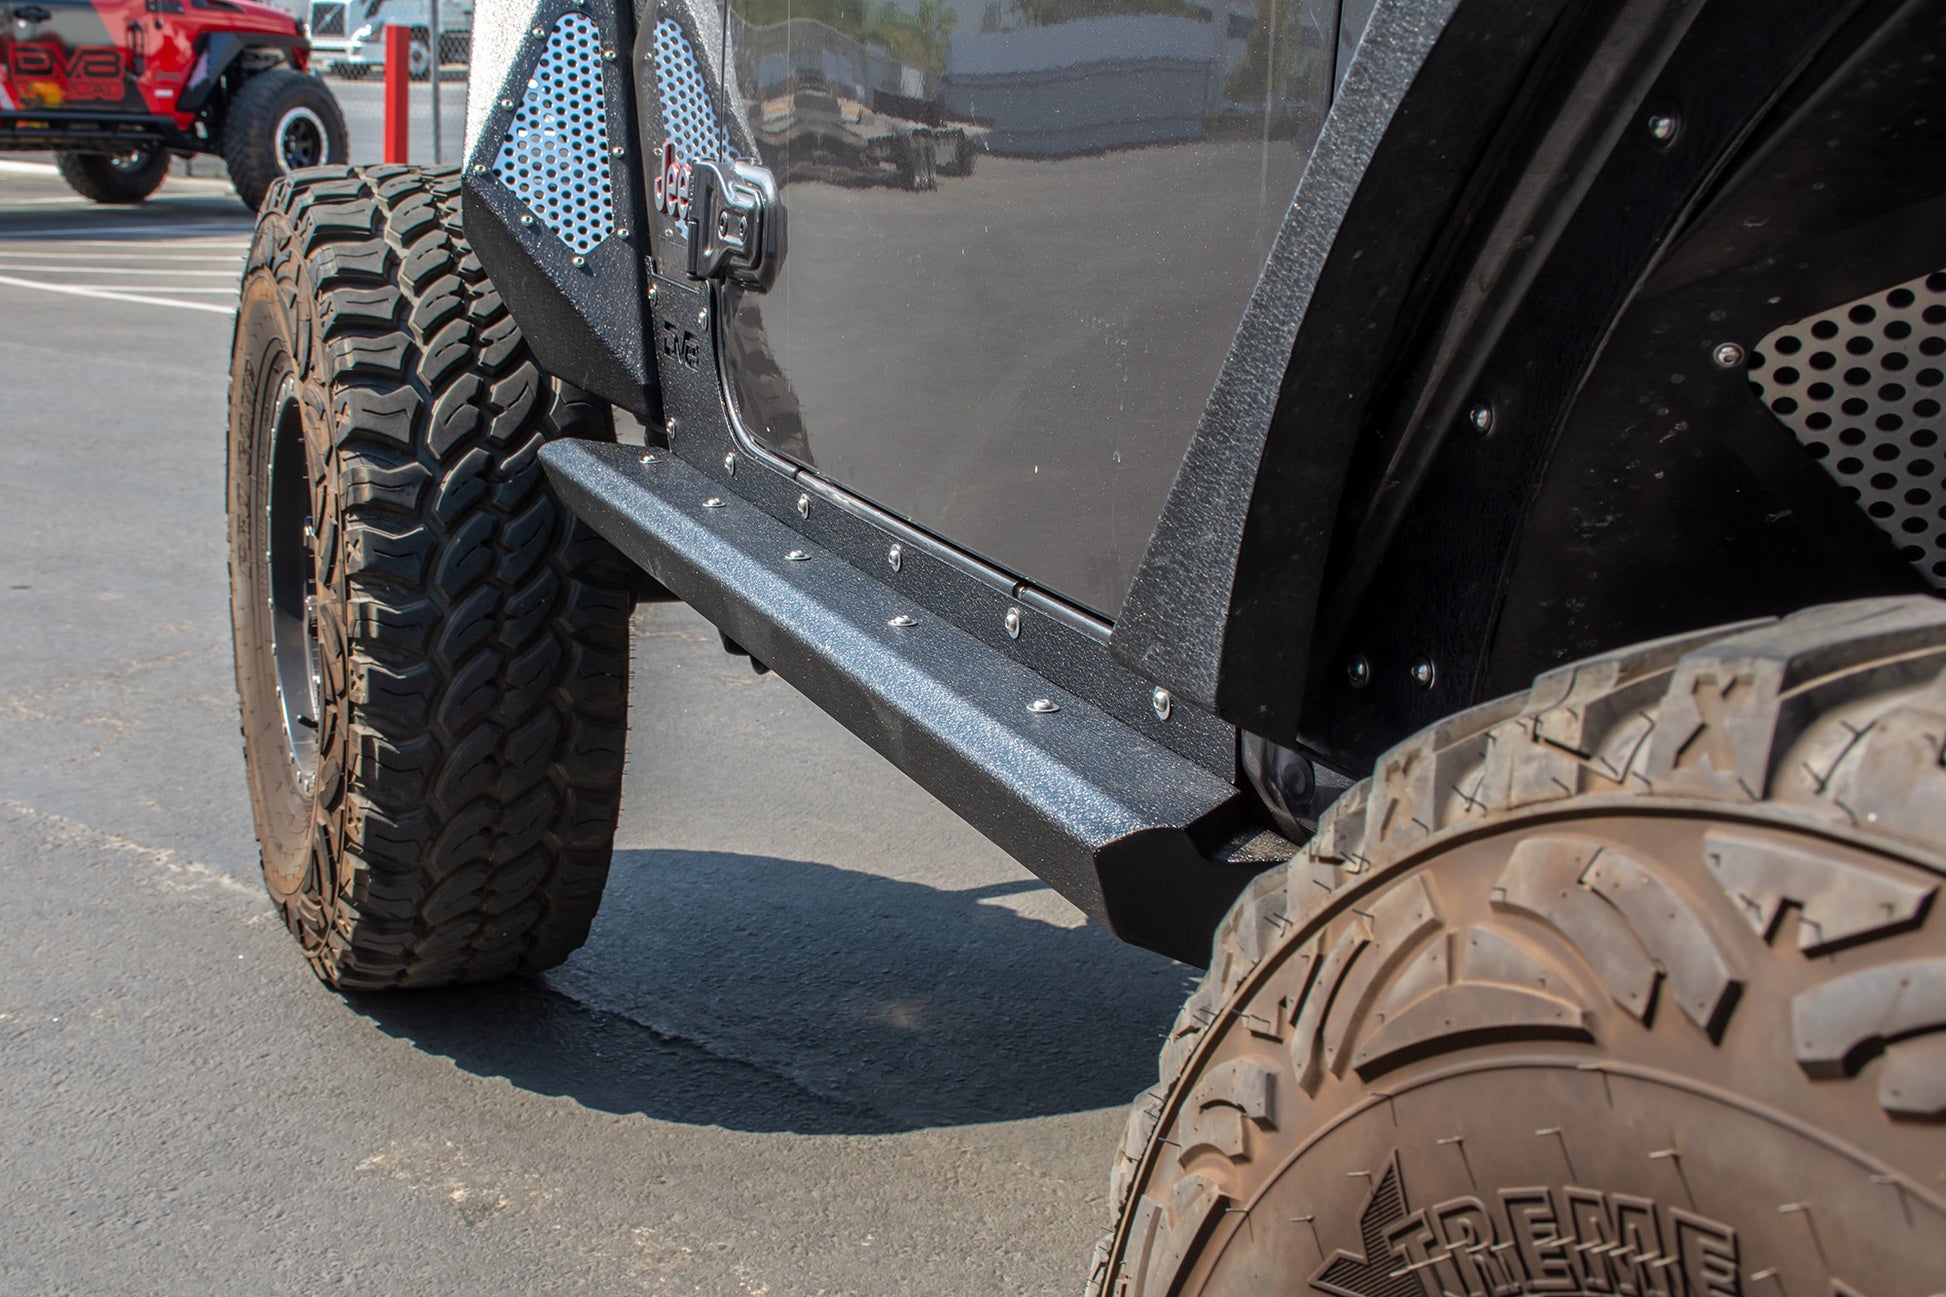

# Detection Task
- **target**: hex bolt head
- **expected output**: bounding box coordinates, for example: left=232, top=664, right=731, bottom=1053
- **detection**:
left=1469, top=403, right=1494, bottom=433
left=1347, top=655, right=1372, bottom=689
left=1151, top=687, right=1172, bottom=721
left=1409, top=657, right=1437, bottom=689
left=1027, top=698, right=1060, bottom=715
left=795, top=493, right=811, bottom=517
left=723, top=451, right=737, bottom=476
left=1003, top=607, right=1022, bottom=639
left=1713, top=341, right=1746, bottom=369
left=1647, top=112, right=1679, bottom=143
left=886, top=543, right=903, bottom=571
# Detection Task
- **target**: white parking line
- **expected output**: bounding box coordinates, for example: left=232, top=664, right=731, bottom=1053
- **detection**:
left=0, top=222, right=253, bottom=240
left=0, top=249, right=245, bottom=261
left=0, top=273, right=233, bottom=315
left=0, top=263, right=239, bottom=275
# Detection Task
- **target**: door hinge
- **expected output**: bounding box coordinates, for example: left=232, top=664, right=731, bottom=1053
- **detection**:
left=685, top=159, right=784, bottom=292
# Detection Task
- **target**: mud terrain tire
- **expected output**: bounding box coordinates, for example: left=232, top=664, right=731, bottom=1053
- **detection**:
left=227, top=164, right=631, bottom=989
left=223, top=68, right=349, bottom=211
left=1093, top=597, right=1946, bottom=1295
left=54, top=147, right=169, bottom=204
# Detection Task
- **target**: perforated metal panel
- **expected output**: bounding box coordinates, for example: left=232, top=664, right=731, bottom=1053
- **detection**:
left=653, top=18, right=730, bottom=164
left=491, top=13, right=615, bottom=256
left=1749, top=269, right=1946, bottom=588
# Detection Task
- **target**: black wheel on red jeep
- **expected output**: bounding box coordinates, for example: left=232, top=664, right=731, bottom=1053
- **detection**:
left=1092, top=598, right=1946, bottom=1295
left=53, top=145, right=169, bottom=204
left=227, top=163, right=632, bottom=989
left=222, top=68, right=349, bottom=212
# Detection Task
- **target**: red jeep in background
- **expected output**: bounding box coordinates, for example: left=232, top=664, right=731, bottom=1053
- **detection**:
left=0, top=0, right=345, bottom=207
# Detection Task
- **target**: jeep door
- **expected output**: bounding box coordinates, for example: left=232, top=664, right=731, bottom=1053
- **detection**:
left=2, top=0, right=147, bottom=112
left=711, top=0, right=1348, bottom=619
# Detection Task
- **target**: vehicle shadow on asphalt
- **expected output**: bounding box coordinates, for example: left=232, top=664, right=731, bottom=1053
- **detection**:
left=351, top=849, right=1197, bottom=1135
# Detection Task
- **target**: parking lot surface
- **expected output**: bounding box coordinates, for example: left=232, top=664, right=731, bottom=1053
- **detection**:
left=0, top=163, right=1190, bottom=1294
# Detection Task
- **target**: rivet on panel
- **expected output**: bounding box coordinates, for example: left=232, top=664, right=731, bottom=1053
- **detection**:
left=887, top=543, right=903, bottom=571
left=796, top=493, right=811, bottom=517
left=1151, top=687, right=1172, bottom=721
left=1468, top=403, right=1493, bottom=433
left=785, top=550, right=810, bottom=562
left=639, top=453, right=657, bottom=464
left=702, top=497, right=724, bottom=508
left=571, top=255, right=586, bottom=267
left=1003, top=607, right=1022, bottom=639
left=1347, top=656, right=1372, bottom=689
left=888, top=615, right=917, bottom=628
left=723, top=452, right=737, bottom=476
left=1027, top=698, right=1060, bottom=715
left=1647, top=112, right=1679, bottom=144
left=1712, top=342, right=1746, bottom=369
left=519, top=213, right=535, bottom=226
left=698, top=308, right=709, bottom=326
left=1409, top=657, right=1436, bottom=689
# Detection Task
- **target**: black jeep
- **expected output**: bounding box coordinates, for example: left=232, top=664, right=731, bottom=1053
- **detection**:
left=226, top=0, right=1946, bottom=1290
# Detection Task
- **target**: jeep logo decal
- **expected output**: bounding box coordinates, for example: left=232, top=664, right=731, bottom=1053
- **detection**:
left=1312, top=1155, right=1742, bottom=1297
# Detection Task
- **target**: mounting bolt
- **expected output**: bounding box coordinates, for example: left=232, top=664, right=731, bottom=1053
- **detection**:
left=1408, top=657, right=1437, bottom=689
left=701, top=497, right=724, bottom=508
left=1027, top=698, right=1060, bottom=715
left=518, top=213, right=535, bottom=226
left=646, top=283, right=658, bottom=301
left=500, top=97, right=515, bottom=109
left=531, top=24, right=544, bottom=34
left=887, top=543, right=903, bottom=571
left=665, top=418, right=678, bottom=438
left=888, top=615, right=917, bottom=628
left=1347, top=655, right=1372, bottom=689
left=723, top=451, right=737, bottom=476
left=1468, top=403, right=1494, bottom=433
left=571, top=254, right=586, bottom=267
left=785, top=549, right=810, bottom=562
left=611, top=145, right=626, bottom=157
left=796, top=493, right=810, bottom=517
left=471, top=162, right=486, bottom=174
left=1152, top=687, right=1173, bottom=721
left=615, top=227, right=630, bottom=240
left=602, top=47, right=616, bottom=60
left=639, top=452, right=657, bottom=464
left=1647, top=112, right=1679, bottom=144
left=1713, top=341, right=1746, bottom=369
left=1004, top=607, right=1022, bottom=639
left=698, top=308, right=709, bottom=326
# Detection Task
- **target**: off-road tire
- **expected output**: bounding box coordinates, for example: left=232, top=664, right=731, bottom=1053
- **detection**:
left=54, top=146, right=169, bottom=203
left=227, top=163, right=631, bottom=990
left=1092, top=597, right=1946, bottom=1295
left=222, top=68, right=349, bottom=211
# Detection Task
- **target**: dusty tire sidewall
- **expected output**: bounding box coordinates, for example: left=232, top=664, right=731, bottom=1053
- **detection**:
left=229, top=246, right=328, bottom=909
left=1109, top=798, right=1946, bottom=1295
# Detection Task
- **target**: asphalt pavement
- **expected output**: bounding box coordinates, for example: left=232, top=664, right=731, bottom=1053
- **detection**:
left=0, top=160, right=1191, bottom=1294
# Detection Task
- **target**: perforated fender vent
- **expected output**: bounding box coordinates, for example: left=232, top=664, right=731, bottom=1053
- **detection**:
left=1750, top=269, right=1946, bottom=588
left=492, top=12, right=615, bottom=256
left=653, top=18, right=731, bottom=165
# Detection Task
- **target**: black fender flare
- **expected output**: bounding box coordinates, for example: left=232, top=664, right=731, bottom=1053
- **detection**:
left=1110, top=0, right=1933, bottom=767
left=178, top=32, right=308, bottom=116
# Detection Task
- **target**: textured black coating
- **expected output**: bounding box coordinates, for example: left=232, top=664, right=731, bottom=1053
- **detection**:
left=460, top=0, right=657, bottom=419
left=1111, top=0, right=1536, bottom=735
left=542, top=439, right=1266, bottom=964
